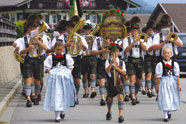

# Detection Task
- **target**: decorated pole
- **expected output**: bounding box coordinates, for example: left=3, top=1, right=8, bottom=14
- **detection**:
left=100, top=8, right=127, bottom=86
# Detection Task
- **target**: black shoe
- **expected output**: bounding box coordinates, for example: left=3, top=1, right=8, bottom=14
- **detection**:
left=118, top=116, right=124, bottom=123
left=55, top=119, right=60, bottom=123
left=106, top=112, right=112, bottom=120
left=164, top=118, right=168, bottom=122
left=90, top=92, right=97, bottom=98
left=100, top=99, right=106, bottom=106
left=168, top=114, right=171, bottom=119
left=75, top=98, right=79, bottom=105
left=124, top=95, right=130, bottom=102
left=30, top=95, right=35, bottom=103
left=26, top=100, right=32, bottom=107
left=60, top=113, right=65, bottom=120
left=38, top=94, right=41, bottom=101
left=136, top=98, right=140, bottom=104
left=131, top=99, right=136, bottom=105
left=83, top=93, right=89, bottom=98
left=142, top=90, right=147, bottom=95
left=34, top=98, right=39, bottom=105
left=147, top=91, right=152, bottom=98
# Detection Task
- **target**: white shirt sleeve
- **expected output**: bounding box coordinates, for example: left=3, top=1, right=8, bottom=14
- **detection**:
left=44, top=55, right=53, bottom=71
left=66, top=54, right=74, bottom=69
left=123, top=37, right=129, bottom=52
left=174, top=62, right=180, bottom=76
left=92, top=37, right=98, bottom=51
left=152, top=33, right=160, bottom=45
left=18, top=37, right=26, bottom=54
left=14, top=38, right=22, bottom=48
left=81, top=36, right=88, bottom=50
left=122, top=61, right=126, bottom=72
left=105, top=59, right=109, bottom=70
left=156, top=62, right=163, bottom=78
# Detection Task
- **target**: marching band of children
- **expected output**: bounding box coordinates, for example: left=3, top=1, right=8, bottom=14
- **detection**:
left=13, top=13, right=183, bottom=123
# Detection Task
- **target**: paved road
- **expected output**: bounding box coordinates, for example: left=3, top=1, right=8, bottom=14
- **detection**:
left=1, top=76, right=186, bottom=124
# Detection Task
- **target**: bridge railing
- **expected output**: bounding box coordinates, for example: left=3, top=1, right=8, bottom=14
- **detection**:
left=0, top=16, right=17, bottom=46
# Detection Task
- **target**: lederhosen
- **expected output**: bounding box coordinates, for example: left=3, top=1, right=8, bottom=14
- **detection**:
left=126, top=37, right=143, bottom=78
left=23, top=36, right=42, bottom=80
left=144, top=37, right=153, bottom=74
left=81, top=36, right=97, bottom=75
left=106, top=59, right=124, bottom=97
left=96, top=38, right=106, bottom=79
left=52, top=54, right=67, bottom=67
left=161, top=60, right=174, bottom=76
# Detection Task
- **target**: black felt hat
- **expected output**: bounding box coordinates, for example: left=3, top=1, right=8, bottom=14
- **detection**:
left=160, top=14, right=172, bottom=28
left=55, top=20, right=67, bottom=32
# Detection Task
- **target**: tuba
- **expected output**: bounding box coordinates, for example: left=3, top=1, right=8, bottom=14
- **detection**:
left=67, top=18, right=85, bottom=56
left=138, top=33, right=148, bottom=43
left=168, top=32, right=178, bottom=42
left=29, top=21, right=50, bottom=58
left=14, top=49, right=24, bottom=63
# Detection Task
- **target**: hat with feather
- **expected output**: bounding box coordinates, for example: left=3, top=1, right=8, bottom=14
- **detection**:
left=130, top=16, right=141, bottom=29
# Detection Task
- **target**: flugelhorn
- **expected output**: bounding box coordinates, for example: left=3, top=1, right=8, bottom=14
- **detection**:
left=67, top=18, right=85, bottom=56
left=29, top=21, right=50, bottom=58
left=168, top=32, right=178, bottom=42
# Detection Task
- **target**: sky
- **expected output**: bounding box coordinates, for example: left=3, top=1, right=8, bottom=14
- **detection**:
left=143, top=0, right=186, bottom=6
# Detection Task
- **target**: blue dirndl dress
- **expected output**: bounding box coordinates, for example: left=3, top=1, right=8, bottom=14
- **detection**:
left=158, top=75, right=181, bottom=111
left=43, top=65, right=76, bottom=111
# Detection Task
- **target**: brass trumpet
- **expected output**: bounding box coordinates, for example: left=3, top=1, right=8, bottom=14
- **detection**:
left=168, top=32, right=178, bottom=42
left=138, top=33, right=148, bottom=43
left=85, top=35, right=95, bottom=56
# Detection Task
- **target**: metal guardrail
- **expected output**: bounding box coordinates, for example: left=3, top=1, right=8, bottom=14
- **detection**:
left=0, top=16, right=17, bottom=46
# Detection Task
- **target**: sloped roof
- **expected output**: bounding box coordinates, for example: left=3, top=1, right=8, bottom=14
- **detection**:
left=0, top=0, right=32, bottom=7
left=161, top=3, right=186, bottom=32
left=126, top=14, right=151, bottom=28
left=149, top=3, right=186, bottom=33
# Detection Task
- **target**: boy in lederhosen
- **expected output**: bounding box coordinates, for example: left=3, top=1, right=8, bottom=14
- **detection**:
left=105, top=43, right=126, bottom=123
left=123, top=18, right=147, bottom=105
left=92, top=35, right=110, bottom=106
left=65, top=16, right=88, bottom=104
left=18, top=14, right=49, bottom=107
left=142, top=21, right=156, bottom=98
left=81, top=23, right=97, bottom=98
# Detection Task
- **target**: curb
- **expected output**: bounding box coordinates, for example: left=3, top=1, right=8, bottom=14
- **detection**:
left=0, top=79, right=22, bottom=118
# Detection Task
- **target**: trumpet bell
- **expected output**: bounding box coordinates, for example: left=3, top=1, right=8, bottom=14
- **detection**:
left=168, top=32, right=178, bottom=42
left=138, top=33, right=148, bottom=43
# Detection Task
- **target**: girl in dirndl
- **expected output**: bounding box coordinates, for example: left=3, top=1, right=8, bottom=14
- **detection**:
left=156, top=47, right=181, bottom=122
left=43, top=41, right=75, bottom=122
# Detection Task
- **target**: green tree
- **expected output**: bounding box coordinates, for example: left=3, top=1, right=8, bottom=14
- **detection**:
left=15, top=20, right=26, bottom=38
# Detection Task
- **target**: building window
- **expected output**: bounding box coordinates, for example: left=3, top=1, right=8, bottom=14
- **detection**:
left=90, top=14, right=97, bottom=24
left=49, top=14, right=57, bottom=24
left=90, top=2, right=96, bottom=7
